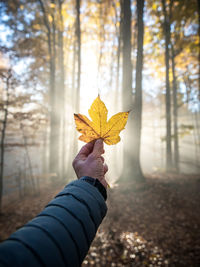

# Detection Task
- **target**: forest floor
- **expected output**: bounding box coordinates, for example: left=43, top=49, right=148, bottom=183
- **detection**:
left=0, top=173, right=200, bottom=267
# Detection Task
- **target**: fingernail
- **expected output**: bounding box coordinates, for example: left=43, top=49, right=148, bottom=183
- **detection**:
left=96, top=139, right=103, bottom=144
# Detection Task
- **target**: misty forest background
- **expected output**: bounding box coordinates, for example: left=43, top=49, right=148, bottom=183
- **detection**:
left=0, top=0, right=200, bottom=266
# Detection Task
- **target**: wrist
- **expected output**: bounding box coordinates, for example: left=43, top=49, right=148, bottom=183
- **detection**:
left=80, top=176, right=107, bottom=201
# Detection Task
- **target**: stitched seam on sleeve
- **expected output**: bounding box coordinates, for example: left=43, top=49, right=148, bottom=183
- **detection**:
left=67, top=184, right=105, bottom=215
left=35, top=214, right=82, bottom=265
left=23, top=224, right=67, bottom=266
left=68, top=184, right=102, bottom=207
left=55, top=193, right=98, bottom=231
left=7, top=237, right=45, bottom=267
left=45, top=203, right=90, bottom=247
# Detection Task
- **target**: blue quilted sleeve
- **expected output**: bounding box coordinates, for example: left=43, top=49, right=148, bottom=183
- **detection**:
left=0, top=179, right=107, bottom=267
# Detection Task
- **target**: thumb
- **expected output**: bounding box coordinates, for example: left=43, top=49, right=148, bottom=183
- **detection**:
left=92, top=139, right=104, bottom=157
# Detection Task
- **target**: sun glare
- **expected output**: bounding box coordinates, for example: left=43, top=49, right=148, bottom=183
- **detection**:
left=80, top=44, right=99, bottom=113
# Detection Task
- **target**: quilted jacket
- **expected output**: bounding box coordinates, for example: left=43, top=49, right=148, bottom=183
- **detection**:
left=0, top=178, right=107, bottom=267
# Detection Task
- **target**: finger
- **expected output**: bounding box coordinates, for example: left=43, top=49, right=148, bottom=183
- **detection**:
left=75, top=140, right=95, bottom=160
left=92, top=139, right=104, bottom=157
left=104, top=163, right=108, bottom=174
left=100, top=156, right=105, bottom=163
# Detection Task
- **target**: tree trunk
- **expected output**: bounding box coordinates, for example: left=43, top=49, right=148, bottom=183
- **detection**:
left=197, top=0, right=200, bottom=103
left=131, top=0, right=145, bottom=181
left=58, top=0, right=66, bottom=180
left=72, top=29, right=78, bottom=159
left=38, top=0, right=58, bottom=176
left=121, top=0, right=145, bottom=182
left=162, top=0, right=172, bottom=172
left=42, top=129, right=48, bottom=174
left=121, top=0, right=132, bottom=111
left=49, top=28, right=58, bottom=176
left=76, top=0, right=81, bottom=113
left=20, top=123, right=36, bottom=194
left=0, top=72, right=11, bottom=212
left=113, top=0, right=122, bottom=111
left=121, top=0, right=133, bottom=181
left=185, top=76, right=200, bottom=168
left=171, top=45, right=180, bottom=173
left=72, top=0, right=81, bottom=161
left=97, top=0, right=106, bottom=90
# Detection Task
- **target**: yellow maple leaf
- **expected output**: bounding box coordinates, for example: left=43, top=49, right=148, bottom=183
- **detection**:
left=74, top=96, right=129, bottom=145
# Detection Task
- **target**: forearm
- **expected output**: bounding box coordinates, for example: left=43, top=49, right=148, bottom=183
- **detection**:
left=0, top=179, right=107, bottom=267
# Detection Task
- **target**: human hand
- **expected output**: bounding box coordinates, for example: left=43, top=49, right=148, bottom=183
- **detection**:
left=72, top=139, right=108, bottom=188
